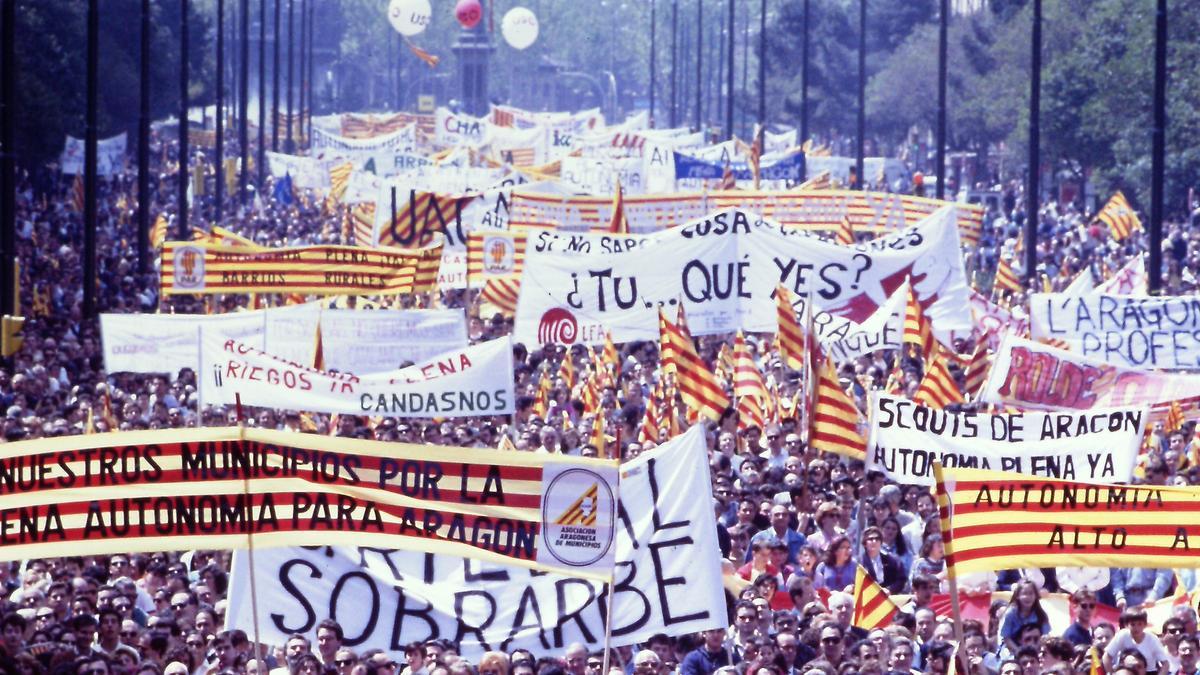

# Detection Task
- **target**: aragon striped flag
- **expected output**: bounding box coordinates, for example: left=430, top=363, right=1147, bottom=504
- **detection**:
left=775, top=285, right=808, bottom=372
left=608, top=180, right=630, bottom=234
left=658, top=307, right=730, bottom=422
left=811, top=355, right=867, bottom=460
left=1095, top=191, right=1142, bottom=241
left=912, top=350, right=965, bottom=409
left=835, top=216, right=855, bottom=245
left=933, top=464, right=1200, bottom=575
left=903, top=283, right=935, bottom=363
left=960, top=343, right=991, bottom=401
left=993, top=257, right=1023, bottom=296
left=852, top=564, right=900, bottom=630
left=732, top=331, right=770, bottom=405
left=480, top=279, right=520, bottom=317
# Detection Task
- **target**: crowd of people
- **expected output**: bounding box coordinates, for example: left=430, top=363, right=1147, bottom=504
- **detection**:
left=0, top=123, right=1198, bottom=675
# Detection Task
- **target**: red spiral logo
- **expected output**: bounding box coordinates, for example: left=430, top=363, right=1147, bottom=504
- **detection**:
left=538, top=308, right=579, bottom=344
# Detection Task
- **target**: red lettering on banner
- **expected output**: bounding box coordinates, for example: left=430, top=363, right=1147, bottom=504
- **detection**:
left=999, top=346, right=1102, bottom=408
left=399, top=353, right=474, bottom=385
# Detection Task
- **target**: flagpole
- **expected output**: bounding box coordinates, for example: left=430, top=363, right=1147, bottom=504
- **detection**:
left=932, top=460, right=966, bottom=648
left=599, top=572, right=617, bottom=675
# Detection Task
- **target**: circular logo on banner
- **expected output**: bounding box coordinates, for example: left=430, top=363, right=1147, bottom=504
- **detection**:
left=537, top=308, right=578, bottom=344
left=541, top=468, right=616, bottom=567
left=482, top=236, right=515, bottom=275
left=173, top=245, right=206, bottom=290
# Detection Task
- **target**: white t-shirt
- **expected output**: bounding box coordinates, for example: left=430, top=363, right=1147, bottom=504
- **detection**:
left=1104, top=628, right=1170, bottom=670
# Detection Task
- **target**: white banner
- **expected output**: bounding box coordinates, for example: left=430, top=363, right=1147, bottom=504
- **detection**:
left=513, top=206, right=969, bottom=345
left=101, top=308, right=467, bottom=376
left=200, top=336, right=514, bottom=418
left=61, top=133, right=127, bottom=176
left=224, top=427, right=724, bottom=658
left=561, top=157, right=647, bottom=196
left=311, top=126, right=420, bottom=176
left=867, top=393, right=1145, bottom=486
left=1029, top=293, right=1200, bottom=370
left=438, top=250, right=467, bottom=291
left=820, top=281, right=907, bottom=362
left=266, top=152, right=331, bottom=189
left=969, top=290, right=1029, bottom=350
left=435, top=107, right=491, bottom=147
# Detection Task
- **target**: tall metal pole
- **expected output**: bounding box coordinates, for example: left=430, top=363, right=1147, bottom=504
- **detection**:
left=258, top=0, right=266, bottom=185
left=239, top=0, right=249, bottom=203
left=272, top=0, right=280, bottom=152
left=0, top=0, right=15, bottom=315
left=83, top=0, right=98, bottom=318
left=285, top=0, right=294, bottom=153
left=649, top=0, right=656, bottom=127
left=757, top=0, right=766, bottom=126
left=306, top=0, right=314, bottom=144
left=1025, top=0, right=1041, bottom=285
left=178, top=0, right=189, bottom=239
left=936, top=0, right=948, bottom=200
left=215, top=0, right=225, bottom=224
left=725, top=0, right=734, bottom=139
left=1148, top=0, right=1167, bottom=294
left=137, top=0, right=151, bottom=273
left=297, top=0, right=306, bottom=149
left=856, top=0, right=865, bottom=190
left=669, top=0, right=677, bottom=127
left=800, top=0, right=809, bottom=143
left=694, top=0, right=702, bottom=132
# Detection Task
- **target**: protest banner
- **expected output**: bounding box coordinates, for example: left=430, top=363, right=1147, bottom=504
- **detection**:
left=820, top=281, right=907, bottom=362
left=979, top=334, right=1200, bottom=412
left=61, top=133, right=127, bottom=176
left=160, top=241, right=442, bottom=296
left=935, top=465, right=1200, bottom=575
left=0, top=427, right=619, bottom=579
left=438, top=250, right=467, bottom=291
left=969, top=290, right=1029, bottom=350
left=199, top=335, right=514, bottom=418
left=435, top=107, right=491, bottom=147
left=224, top=426, right=724, bottom=658
left=507, top=189, right=983, bottom=244
left=673, top=150, right=806, bottom=182
left=513, top=207, right=970, bottom=345
left=561, top=156, right=647, bottom=196
left=266, top=152, right=331, bottom=189
left=868, top=393, right=1144, bottom=486
left=1029, top=293, right=1200, bottom=370
left=311, top=125, right=418, bottom=160
left=340, top=112, right=435, bottom=139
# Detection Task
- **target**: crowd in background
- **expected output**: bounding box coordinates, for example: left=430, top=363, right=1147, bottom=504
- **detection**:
left=0, top=128, right=1198, bottom=675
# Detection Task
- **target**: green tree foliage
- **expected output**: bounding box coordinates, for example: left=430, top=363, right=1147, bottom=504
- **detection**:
left=11, top=0, right=212, bottom=165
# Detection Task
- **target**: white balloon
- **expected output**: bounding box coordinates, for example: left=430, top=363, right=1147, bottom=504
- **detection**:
left=501, top=6, right=539, bottom=50
left=387, top=0, right=431, bottom=37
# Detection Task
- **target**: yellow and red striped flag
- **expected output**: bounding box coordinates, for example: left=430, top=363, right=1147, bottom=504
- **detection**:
left=736, top=394, right=766, bottom=432
left=993, top=257, right=1023, bottom=296
left=640, top=384, right=664, bottom=443
left=607, top=180, right=630, bottom=234
left=558, top=355, right=577, bottom=392
left=658, top=307, right=730, bottom=422
left=1095, top=191, right=1142, bottom=241
left=912, top=350, right=965, bottom=409
left=718, top=164, right=736, bottom=191
left=327, top=161, right=353, bottom=204
left=835, top=216, right=855, bottom=245
left=150, top=214, right=168, bottom=250
left=961, top=343, right=991, bottom=401
left=793, top=170, right=831, bottom=191
left=590, top=413, right=607, bottom=458
left=934, top=465, right=1200, bottom=574
left=775, top=285, right=807, bottom=372
left=1166, top=400, right=1185, bottom=434
left=532, top=372, right=551, bottom=419
left=811, top=356, right=867, bottom=460
left=852, top=564, right=899, bottom=630
left=903, top=283, right=935, bottom=363
left=602, top=332, right=621, bottom=380
left=732, top=331, right=770, bottom=405
left=480, top=278, right=520, bottom=317
left=404, top=39, right=440, bottom=67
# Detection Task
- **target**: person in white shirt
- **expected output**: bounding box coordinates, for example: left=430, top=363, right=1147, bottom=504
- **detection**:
left=1103, top=608, right=1170, bottom=673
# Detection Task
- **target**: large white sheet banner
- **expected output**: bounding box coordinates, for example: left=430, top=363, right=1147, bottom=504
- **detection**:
left=435, top=107, right=491, bottom=147
left=61, top=133, right=127, bottom=176
left=1029, top=293, right=1200, bottom=370
left=513, top=206, right=969, bottom=345
left=266, top=152, right=331, bottom=189
left=866, top=393, right=1145, bottom=486
left=101, top=308, right=467, bottom=376
left=200, top=336, right=514, bottom=418
left=820, top=281, right=907, bottom=362
left=224, top=427, right=724, bottom=658
left=310, top=125, right=417, bottom=158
